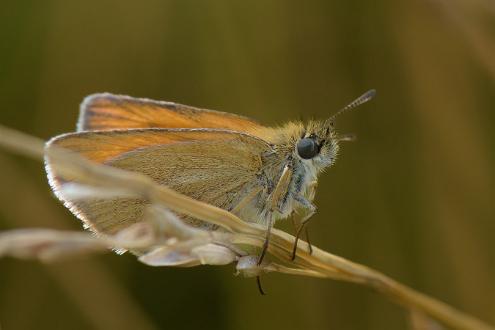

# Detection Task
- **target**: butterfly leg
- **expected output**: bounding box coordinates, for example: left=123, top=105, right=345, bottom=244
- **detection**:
left=305, top=226, right=313, bottom=254
left=256, top=275, right=266, bottom=295
left=257, top=214, right=274, bottom=266
left=291, top=195, right=316, bottom=261
left=304, top=180, right=317, bottom=255
left=256, top=214, right=274, bottom=295
left=257, top=163, right=292, bottom=266
left=255, top=163, right=293, bottom=294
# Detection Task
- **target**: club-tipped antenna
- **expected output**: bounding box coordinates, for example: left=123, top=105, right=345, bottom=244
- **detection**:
left=328, top=89, right=376, bottom=122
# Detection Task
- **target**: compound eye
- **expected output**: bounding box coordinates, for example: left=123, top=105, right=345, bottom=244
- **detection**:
left=297, top=138, right=319, bottom=159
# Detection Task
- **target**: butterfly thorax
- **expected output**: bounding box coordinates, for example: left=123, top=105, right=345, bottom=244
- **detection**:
left=234, top=121, right=338, bottom=225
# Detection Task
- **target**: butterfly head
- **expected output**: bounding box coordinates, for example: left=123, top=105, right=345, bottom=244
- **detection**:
left=291, top=89, right=375, bottom=171
left=293, top=120, right=339, bottom=172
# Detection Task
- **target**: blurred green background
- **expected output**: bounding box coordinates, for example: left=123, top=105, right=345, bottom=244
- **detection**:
left=0, top=1, right=494, bottom=329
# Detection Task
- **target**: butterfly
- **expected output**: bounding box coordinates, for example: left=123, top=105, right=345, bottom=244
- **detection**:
left=45, top=90, right=375, bottom=269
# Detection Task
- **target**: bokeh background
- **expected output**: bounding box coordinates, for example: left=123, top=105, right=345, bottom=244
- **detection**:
left=1, top=1, right=494, bottom=329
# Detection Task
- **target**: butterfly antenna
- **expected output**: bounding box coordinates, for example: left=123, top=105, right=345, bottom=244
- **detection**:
left=336, top=133, right=357, bottom=142
left=328, top=89, right=376, bottom=122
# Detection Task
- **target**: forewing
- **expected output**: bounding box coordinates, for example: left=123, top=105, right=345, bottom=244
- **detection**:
left=45, top=129, right=270, bottom=235
left=48, top=128, right=242, bottom=163
left=78, top=93, right=262, bottom=132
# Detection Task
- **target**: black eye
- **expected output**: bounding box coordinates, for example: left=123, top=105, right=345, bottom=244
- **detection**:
left=297, top=138, right=319, bottom=159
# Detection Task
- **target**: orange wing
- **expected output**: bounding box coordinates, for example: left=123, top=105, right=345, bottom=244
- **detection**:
left=77, top=93, right=262, bottom=133
left=45, top=129, right=271, bottom=235
left=48, top=128, right=243, bottom=163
